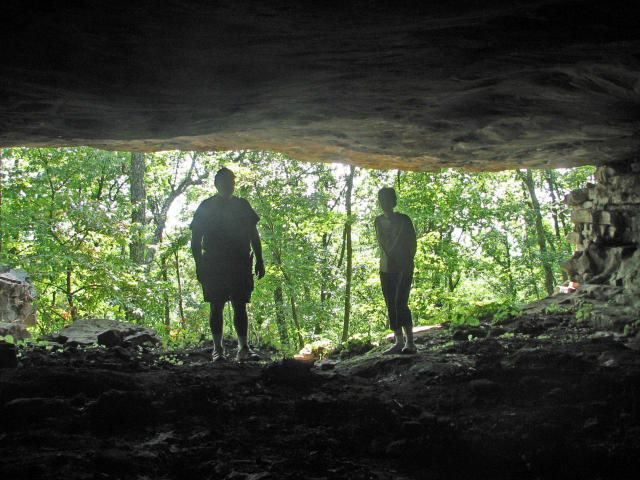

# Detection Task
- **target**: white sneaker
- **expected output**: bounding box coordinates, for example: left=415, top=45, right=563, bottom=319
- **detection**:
left=402, top=344, right=417, bottom=354
left=383, top=343, right=404, bottom=355
left=211, top=349, right=226, bottom=363
left=237, top=347, right=260, bottom=362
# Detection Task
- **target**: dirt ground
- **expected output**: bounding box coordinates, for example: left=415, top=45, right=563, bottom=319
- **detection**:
left=2, top=311, right=640, bottom=480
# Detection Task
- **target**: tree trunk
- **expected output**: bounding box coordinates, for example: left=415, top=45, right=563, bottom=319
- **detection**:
left=447, top=273, right=461, bottom=293
left=289, top=293, right=303, bottom=348
left=545, top=170, right=572, bottom=259
left=129, top=152, right=146, bottom=264
left=174, top=250, right=186, bottom=329
left=161, top=255, right=170, bottom=326
left=341, top=165, right=354, bottom=342
left=261, top=225, right=303, bottom=348
left=544, top=171, right=562, bottom=243
left=66, top=264, right=78, bottom=322
left=503, top=233, right=516, bottom=300
left=337, top=224, right=347, bottom=268
left=527, top=262, right=541, bottom=299
left=520, top=169, right=555, bottom=296
left=547, top=171, right=572, bottom=238
left=320, top=232, right=333, bottom=305
left=273, top=286, right=290, bottom=348
left=146, top=152, right=208, bottom=267
left=318, top=232, right=334, bottom=335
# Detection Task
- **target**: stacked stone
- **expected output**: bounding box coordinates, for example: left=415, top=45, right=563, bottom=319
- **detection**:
left=0, top=266, right=37, bottom=341
left=561, top=161, right=640, bottom=312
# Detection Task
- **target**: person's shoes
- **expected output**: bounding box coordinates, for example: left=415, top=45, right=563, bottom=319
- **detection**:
left=382, top=343, right=404, bottom=355
left=211, top=349, right=226, bottom=363
left=237, top=347, right=260, bottom=362
left=402, top=344, right=417, bottom=354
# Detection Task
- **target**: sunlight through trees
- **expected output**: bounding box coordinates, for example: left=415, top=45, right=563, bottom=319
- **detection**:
left=0, top=148, right=595, bottom=352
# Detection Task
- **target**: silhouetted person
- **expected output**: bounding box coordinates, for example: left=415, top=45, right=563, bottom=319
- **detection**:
left=190, top=167, right=265, bottom=362
left=375, top=187, right=417, bottom=354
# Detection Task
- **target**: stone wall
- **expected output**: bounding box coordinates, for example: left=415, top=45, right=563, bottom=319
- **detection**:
left=559, top=161, right=640, bottom=329
left=0, top=266, right=36, bottom=340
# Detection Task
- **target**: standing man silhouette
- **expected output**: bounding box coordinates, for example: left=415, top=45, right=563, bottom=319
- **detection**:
left=190, top=167, right=265, bottom=362
left=375, top=187, right=417, bottom=354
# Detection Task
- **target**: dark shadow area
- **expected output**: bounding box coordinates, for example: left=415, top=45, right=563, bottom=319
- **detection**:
left=2, top=309, right=640, bottom=479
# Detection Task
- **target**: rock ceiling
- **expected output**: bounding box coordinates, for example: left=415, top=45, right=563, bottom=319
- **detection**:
left=2, top=0, right=639, bottom=171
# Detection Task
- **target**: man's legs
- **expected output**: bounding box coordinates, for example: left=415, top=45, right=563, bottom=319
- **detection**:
left=209, top=301, right=226, bottom=361
left=395, top=270, right=415, bottom=353
left=381, top=272, right=403, bottom=354
left=231, top=300, right=260, bottom=361
left=231, top=299, right=249, bottom=349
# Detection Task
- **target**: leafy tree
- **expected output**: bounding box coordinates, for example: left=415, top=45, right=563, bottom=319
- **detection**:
left=129, top=152, right=146, bottom=265
left=1, top=148, right=133, bottom=328
left=0, top=146, right=595, bottom=350
left=341, top=165, right=355, bottom=341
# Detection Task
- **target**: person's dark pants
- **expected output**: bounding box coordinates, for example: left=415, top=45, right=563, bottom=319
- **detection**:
left=380, top=269, right=413, bottom=331
left=209, top=301, right=248, bottom=336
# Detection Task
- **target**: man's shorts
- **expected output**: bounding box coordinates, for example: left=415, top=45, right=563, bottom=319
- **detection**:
left=200, top=261, right=254, bottom=304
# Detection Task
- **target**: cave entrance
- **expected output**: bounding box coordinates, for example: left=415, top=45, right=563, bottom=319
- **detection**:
left=5, top=146, right=626, bottom=354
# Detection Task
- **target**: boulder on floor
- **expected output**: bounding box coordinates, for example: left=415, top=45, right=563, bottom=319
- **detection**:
left=0, top=321, right=31, bottom=342
left=51, top=318, right=160, bottom=347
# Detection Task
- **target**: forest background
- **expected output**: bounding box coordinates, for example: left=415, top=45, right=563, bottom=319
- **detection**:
left=0, top=148, right=594, bottom=354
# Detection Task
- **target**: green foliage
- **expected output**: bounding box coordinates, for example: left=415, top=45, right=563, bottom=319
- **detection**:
left=431, top=340, right=455, bottom=351
left=493, top=305, right=522, bottom=323
left=342, top=333, right=374, bottom=355
left=544, top=302, right=569, bottom=314
left=298, top=338, right=333, bottom=360
left=575, top=302, right=594, bottom=323
left=448, top=308, right=481, bottom=328
left=1, top=147, right=595, bottom=351
left=441, top=300, right=520, bottom=328
left=623, top=318, right=640, bottom=337
left=155, top=353, right=185, bottom=366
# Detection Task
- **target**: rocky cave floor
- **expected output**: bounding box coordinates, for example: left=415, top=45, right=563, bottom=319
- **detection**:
left=2, top=311, right=640, bottom=480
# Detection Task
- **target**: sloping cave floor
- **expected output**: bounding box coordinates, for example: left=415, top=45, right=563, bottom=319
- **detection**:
left=2, top=311, right=640, bottom=480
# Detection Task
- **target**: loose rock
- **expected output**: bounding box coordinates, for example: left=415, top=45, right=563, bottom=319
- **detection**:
left=55, top=318, right=160, bottom=347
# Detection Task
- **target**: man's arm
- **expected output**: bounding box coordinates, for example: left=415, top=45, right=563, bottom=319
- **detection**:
left=407, top=217, right=417, bottom=259
left=191, top=228, right=204, bottom=281
left=375, top=216, right=389, bottom=256
left=250, top=225, right=265, bottom=279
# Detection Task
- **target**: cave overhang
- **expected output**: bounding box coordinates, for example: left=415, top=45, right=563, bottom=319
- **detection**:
left=1, top=0, right=639, bottom=171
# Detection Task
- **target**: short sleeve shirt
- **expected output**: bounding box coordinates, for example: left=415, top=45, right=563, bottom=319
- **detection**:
left=190, top=195, right=259, bottom=267
left=375, top=212, right=417, bottom=273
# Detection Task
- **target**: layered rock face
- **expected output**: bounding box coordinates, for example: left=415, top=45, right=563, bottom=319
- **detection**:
left=1, top=1, right=639, bottom=324
left=559, top=162, right=640, bottom=328
left=0, top=267, right=37, bottom=341
left=2, top=0, right=639, bottom=171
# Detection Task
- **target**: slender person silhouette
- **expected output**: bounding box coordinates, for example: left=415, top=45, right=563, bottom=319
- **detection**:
left=375, top=187, right=417, bottom=354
